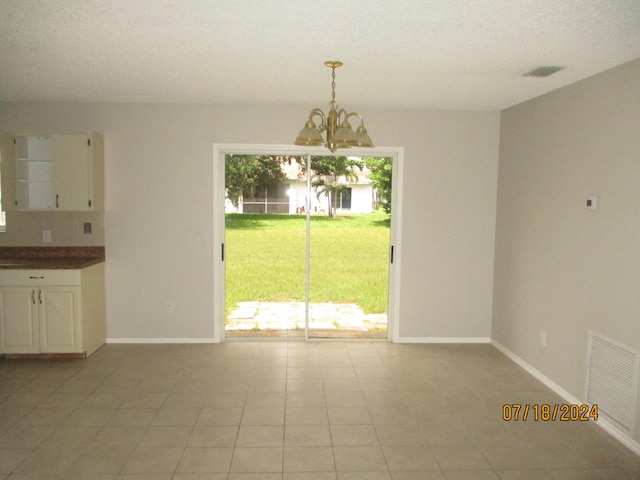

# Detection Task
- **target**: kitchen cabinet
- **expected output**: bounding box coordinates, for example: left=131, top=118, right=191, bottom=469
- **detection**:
left=0, top=263, right=105, bottom=357
left=4, top=133, right=104, bottom=211
left=0, top=287, right=39, bottom=353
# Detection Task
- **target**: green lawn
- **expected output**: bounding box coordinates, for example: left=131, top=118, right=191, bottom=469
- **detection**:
left=225, top=212, right=391, bottom=315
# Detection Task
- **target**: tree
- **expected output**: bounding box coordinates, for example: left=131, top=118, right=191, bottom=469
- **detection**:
left=224, top=154, right=292, bottom=208
left=310, top=156, right=362, bottom=218
left=363, top=156, right=392, bottom=213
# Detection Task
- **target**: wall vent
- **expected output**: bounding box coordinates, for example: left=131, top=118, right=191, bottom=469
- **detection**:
left=585, top=331, right=639, bottom=432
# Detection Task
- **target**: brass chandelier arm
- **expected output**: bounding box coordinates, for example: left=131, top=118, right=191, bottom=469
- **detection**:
left=308, top=108, right=327, bottom=131
left=340, top=111, right=364, bottom=127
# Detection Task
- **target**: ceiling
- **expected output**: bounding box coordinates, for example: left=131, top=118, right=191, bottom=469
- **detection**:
left=1, top=0, right=639, bottom=110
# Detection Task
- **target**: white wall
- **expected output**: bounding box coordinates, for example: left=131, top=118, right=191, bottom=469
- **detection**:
left=493, top=59, right=640, bottom=441
left=0, top=211, right=105, bottom=246
left=0, top=103, right=500, bottom=341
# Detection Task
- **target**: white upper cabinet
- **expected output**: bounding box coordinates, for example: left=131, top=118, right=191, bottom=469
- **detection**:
left=8, top=133, right=104, bottom=211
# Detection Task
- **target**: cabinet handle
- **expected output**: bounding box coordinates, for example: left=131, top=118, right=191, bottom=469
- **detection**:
left=32, top=290, right=36, bottom=305
left=56, top=194, right=59, bottom=208
left=29, top=276, right=44, bottom=279
left=38, top=290, right=42, bottom=304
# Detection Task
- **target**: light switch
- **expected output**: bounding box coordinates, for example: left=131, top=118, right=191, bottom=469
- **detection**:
left=586, top=196, right=598, bottom=210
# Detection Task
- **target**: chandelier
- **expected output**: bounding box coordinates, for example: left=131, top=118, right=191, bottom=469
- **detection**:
left=295, top=61, right=374, bottom=152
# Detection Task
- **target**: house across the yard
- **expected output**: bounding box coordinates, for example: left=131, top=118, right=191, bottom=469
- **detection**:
left=225, top=158, right=375, bottom=215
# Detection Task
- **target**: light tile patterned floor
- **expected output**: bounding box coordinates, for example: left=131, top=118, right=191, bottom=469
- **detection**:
left=1, top=342, right=639, bottom=479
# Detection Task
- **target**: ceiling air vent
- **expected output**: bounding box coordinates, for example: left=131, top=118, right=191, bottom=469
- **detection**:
left=522, top=66, right=566, bottom=78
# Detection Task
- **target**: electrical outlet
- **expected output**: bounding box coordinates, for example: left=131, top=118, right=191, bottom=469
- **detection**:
left=83, top=222, right=92, bottom=234
left=42, top=230, right=52, bottom=243
left=540, top=329, right=547, bottom=347
left=165, top=302, right=175, bottom=314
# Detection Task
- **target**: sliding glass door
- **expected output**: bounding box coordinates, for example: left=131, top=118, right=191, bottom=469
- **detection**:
left=219, top=148, right=395, bottom=341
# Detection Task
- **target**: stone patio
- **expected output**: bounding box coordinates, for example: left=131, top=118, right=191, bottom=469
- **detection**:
left=226, top=301, right=388, bottom=338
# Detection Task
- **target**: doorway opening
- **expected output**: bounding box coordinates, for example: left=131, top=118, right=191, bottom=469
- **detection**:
left=213, top=145, right=403, bottom=342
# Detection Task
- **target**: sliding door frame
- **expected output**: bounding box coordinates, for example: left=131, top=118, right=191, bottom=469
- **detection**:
left=212, top=143, right=403, bottom=342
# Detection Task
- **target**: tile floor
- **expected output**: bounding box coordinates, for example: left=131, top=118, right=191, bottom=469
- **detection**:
left=1, top=342, right=639, bottom=479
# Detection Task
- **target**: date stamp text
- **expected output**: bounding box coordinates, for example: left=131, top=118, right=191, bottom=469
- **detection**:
left=502, top=403, right=598, bottom=422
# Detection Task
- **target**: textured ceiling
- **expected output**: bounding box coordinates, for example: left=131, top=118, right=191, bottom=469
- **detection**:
left=1, top=0, right=639, bottom=110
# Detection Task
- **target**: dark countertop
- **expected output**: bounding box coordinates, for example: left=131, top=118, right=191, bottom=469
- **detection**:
left=0, top=247, right=105, bottom=270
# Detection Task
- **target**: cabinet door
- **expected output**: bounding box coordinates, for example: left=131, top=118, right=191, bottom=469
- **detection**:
left=0, top=287, right=39, bottom=353
left=52, top=135, right=90, bottom=211
left=39, top=287, right=80, bottom=353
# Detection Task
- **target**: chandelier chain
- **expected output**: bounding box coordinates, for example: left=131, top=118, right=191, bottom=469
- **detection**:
left=331, top=65, right=337, bottom=106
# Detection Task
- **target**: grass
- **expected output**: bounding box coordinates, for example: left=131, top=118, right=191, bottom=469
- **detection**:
left=225, top=212, right=391, bottom=316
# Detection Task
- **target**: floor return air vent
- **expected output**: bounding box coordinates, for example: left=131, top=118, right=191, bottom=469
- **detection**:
left=586, top=331, right=639, bottom=433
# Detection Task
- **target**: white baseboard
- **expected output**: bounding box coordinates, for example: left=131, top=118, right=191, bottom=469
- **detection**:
left=108, top=336, right=492, bottom=345
left=106, top=338, right=216, bottom=344
left=491, top=339, right=640, bottom=457
left=397, top=336, right=491, bottom=344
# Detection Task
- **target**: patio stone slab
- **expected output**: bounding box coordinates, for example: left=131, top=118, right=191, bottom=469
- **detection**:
left=226, top=302, right=387, bottom=334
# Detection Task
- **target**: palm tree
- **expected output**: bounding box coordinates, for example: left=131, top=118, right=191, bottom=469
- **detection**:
left=310, top=156, right=362, bottom=218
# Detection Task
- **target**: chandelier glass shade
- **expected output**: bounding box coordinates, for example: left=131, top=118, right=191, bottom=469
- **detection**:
left=295, top=61, right=374, bottom=153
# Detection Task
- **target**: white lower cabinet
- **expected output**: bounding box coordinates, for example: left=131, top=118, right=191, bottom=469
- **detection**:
left=0, top=287, right=40, bottom=353
left=0, top=264, right=105, bottom=357
left=39, top=286, right=81, bottom=353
